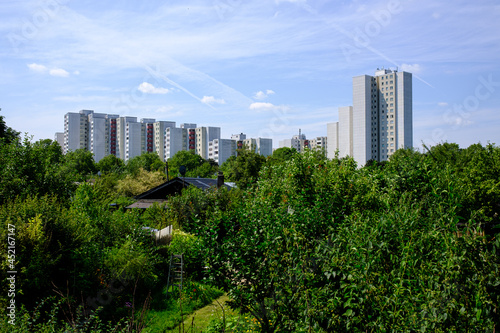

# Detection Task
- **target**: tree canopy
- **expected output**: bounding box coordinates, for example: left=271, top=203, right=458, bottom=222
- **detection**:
left=0, top=108, right=20, bottom=144
left=167, top=150, right=217, bottom=178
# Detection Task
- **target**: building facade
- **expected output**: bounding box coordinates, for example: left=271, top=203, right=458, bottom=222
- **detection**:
left=327, top=68, right=412, bottom=165
left=61, top=112, right=272, bottom=164
left=154, top=121, right=176, bottom=161
left=310, top=136, right=327, bottom=152
left=279, top=130, right=310, bottom=153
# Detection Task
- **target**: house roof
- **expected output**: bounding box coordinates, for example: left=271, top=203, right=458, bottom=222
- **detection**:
left=126, top=199, right=167, bottom=209
left=133, top=177, right=234, bottom=201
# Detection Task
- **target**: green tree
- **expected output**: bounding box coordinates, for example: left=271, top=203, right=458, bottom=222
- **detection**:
left=265, top=147, right=297, bottom=167
left=0, top=108, right=20, bottom=144
left=96, top=154, right=125, bottom=174
left=167, top=150, right=216, bottom=178
left=219, top=148, right=266, bottom=189
left=126, top=152, right=165, bottom=175
left=0, top=137, right=75, bottom=203
left=203, top=148, right=499, bottom=332
left=63, top=149, right=97, bottom=181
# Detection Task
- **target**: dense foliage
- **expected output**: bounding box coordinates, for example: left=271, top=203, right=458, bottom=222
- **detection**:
left=201, top=144, right=500, bottom=332
left=1, top=119, right=499, bottom=332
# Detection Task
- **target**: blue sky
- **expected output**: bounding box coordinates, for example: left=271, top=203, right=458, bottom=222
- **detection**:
left=1, top=0, right=499, bottom=149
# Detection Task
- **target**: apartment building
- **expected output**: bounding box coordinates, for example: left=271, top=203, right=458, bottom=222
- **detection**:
left=54, top=132, right=64, bottom=149
left=154, top=121, right=176, bottom=161
left=243, top=137, right=273, bottom=157
left=165, top=127, right=188, bottom=160
left=208, top=138, right=235, bottom=165
left=327, top=68, right=412, bottom=165
left=310, top=136, right=327, bottom=152
left=195, top=126, right=221, bottom=159
left=88, top=112, right=108, bottom=162
left=207, top=133, right=273, bottom=165
left=279, top=130, right=310, bottom=153
left=63, top=110, right=92, bottom=154
left=61, top=111, right=271, bottom=164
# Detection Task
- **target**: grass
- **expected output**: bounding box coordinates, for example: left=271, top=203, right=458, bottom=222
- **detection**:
left=161, top=294, right=233, bottom=333
left=142, top=281, right=224, bottom=333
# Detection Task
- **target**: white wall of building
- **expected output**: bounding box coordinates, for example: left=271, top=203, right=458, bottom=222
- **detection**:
left=89, top=112, right=107, bottom=162
left=326, top=122, right=339, bottom=159
left=352, top=75, right=373, bottom=166
left=338, top=106, right=353, bottom=158
left=154, top=121, right=176, bottom=161
left=165, top=127, right=186, bottom=160
left=125, top=121, right=142, bottom=161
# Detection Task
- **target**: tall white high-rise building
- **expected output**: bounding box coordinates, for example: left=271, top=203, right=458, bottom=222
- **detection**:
left=125, top=120, right=143, bottom=161
left=208, top=139, right=235, bottom=165
left=88, top=112, right=108, bottom=162
left=105, top=114, right=119, bottom=157
left=154, top=121, right=176, bottom=161
left=244, top=137, right=273, bottom=157
left=140, top=118, right=156, bottom=155
left=63, top=110, right=93, bottom=154
left=165, top=127, right=188, bottom=160
left=54, top=132, right=64, bottom=149
left=328, top=68, right=412, bottom=165
left=195, top=126, right=221, bottom=159
left=116, top=117, right=137, bottom=160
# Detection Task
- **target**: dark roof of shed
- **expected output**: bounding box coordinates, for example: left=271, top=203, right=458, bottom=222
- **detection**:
left=134, top=177, right=234, bottom=200
left=126, top=199, right=166, bottom=209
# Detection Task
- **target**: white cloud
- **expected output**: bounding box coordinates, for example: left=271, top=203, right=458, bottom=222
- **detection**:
left=28, top=63, right=71, bottom=77
left=249, top=102, right=289, bottom=113
left=438, top=102, right=448, bottom=107
left=49, top=68, right=70, bottom=77
left=253, top=89, right=276, bottom=100
left=400, top=64, right=422, bottom=74
left=27, top=63, right=48, bottom=73
left=201, top=96, right=226, bottom=104
left=250, top=102, right=274, bottom=110
left=138, top=82, right=170, bottom=94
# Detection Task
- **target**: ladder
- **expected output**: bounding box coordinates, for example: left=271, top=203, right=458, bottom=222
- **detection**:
left=166, top=254, right=184, bottom=297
